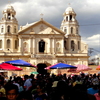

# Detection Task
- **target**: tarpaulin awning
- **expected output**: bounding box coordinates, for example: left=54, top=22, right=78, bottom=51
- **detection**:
left=96, top=65, right=100, bottom=70
left=0, top=63, right=22, bottom=70
left=4, top=59, right=37, bottom=67
left=45, top=63, right=77, bottom=69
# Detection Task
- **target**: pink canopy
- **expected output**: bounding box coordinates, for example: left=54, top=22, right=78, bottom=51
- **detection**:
left=68, top=64, right=92, bottom=72
left=75, top=64, right=92, bottom=72
left=0, top=63, right=22, bottom=71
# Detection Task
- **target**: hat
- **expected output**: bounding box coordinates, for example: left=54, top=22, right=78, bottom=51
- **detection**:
left=52, top=81, right=58, bottom=87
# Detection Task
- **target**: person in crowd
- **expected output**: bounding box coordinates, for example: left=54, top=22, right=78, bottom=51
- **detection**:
left=33, top=84, right=48, bottom=100
left=24, top=75, right=32, bottom=91
left=94, top=84, right=100, bottom=100
left=0, top=83, right=5, bottom=97
left=4, top=84, right=19, bottom=100
left=87, top=85, right=99, bottom=95
left=17, top=91, right=33, bottom=100
left=49, top=80, right=70, bottom=100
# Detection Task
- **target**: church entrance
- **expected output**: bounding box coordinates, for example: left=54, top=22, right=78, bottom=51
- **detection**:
left=39, top=40, right=45, bottom=53
left=37, top=63, right=47, bottom=75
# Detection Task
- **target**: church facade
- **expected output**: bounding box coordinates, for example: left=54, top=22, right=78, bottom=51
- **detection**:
left=0, top=4, right=88, bottom=75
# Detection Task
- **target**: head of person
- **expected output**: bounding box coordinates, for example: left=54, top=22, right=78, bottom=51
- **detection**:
left=24, top=75, right=29, bottom=80
left=4, top=84, right=19, bottom=100
left=17, top=91, right=33, bottom=100
left=36, top=84, right=44, bottom=93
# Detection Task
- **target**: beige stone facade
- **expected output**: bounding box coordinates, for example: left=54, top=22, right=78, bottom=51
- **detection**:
left=0, top=5, right=89, bottom=76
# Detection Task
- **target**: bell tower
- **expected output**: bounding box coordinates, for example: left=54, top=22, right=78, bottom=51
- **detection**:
left=60, top=6, right=81, bottom=52
left=0, top=4, right=18, bottom=52
left=1, top=4, right=18, bottom=34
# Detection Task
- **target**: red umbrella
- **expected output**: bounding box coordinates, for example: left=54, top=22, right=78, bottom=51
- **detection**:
left=0, top=63, right=22, bottom=70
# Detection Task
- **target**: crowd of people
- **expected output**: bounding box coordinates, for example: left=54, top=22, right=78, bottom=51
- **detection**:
left=0, top=72, right=100, bottom=100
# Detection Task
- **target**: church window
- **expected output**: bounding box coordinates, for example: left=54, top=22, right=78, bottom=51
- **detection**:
left=14, top=26, right=16, bottom=33
left=15, top=40, right=18, bottom=49
left=71, top=27, right=73, bottom=34
left=70, top=15, right=72, bottom=21
left=78, top=41, right=80, bottom=50
left=66, top=16, right=68, bottom=21
left=8, top=13, right=11, bottom=20
left=7, top=39, right=10, bottom=48
left=39, top=40, right=45, bottom=53
left=64, top=40, right=67, bottom=50
left=1, top=26, right=4, bottom=33
left=64, top=28, right=67, bottom=33
left=12, top=15, right=14, bottom=17
left=76, top=28, right=78, bottom=34
left=0, top=40, right=2, bottom=48
left=71, top=40, right=75, bottom=51
left=7, top=26, right=10, bottom=33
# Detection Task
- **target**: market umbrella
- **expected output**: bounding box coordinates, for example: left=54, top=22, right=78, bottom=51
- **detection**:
left=30, top=71, right=39, bottom=74
left=0, top=63, right=22, bottom=70
left=68, top=64, right=92, bottom=72
left=4, top=59, right=36, bottom=67
left=45, top=63, right=77, bottom=69
left=75, top=64, right=92, bottom=71
left=96, top=65, right=100, bottom=70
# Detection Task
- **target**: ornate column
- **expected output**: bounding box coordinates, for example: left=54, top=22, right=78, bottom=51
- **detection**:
left=30, top=37, right=33, bottom=53
left=21, top=38, right=23, bottom=53
left=33, top=37, right=36, bottom=54
left=52, top=37, right=55, bottom=54
left=18, top=37, right=22, bottom=52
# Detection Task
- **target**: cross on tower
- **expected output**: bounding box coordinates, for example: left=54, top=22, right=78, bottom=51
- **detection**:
left=68, top=3, right=71, bottom=6
left=40, top=13, right=44, bottom=19
left=8, top=1, right=11, bottom=5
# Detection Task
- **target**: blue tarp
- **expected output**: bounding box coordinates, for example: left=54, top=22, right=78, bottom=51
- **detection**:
left=4, top=59, right=36, bottom=67
left=45, top=63, right=77, bottom=69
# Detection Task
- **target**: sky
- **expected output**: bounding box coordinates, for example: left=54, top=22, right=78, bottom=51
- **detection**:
left=0, top=0, right=100, bottom=55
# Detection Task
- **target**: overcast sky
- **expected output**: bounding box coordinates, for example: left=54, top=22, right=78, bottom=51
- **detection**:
left=0, top=0, right=100, bottom=55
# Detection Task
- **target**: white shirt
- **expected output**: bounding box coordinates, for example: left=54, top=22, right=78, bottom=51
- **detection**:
left=24, top=79, right=32, bottom=91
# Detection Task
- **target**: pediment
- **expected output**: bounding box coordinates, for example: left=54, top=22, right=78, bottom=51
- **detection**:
left=18, top=19, right=65, bottom=35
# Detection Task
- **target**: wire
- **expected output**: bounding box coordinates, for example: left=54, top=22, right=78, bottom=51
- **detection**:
left=79, top=23, right=100, bottom=26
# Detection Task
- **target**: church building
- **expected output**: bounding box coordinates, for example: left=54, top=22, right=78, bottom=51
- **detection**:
left=0, top=4, right=88, bottom=75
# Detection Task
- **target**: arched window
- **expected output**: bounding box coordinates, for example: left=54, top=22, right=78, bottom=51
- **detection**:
left=0, top=40, right=2, bottom=48
left=71, top=40, right=75, bottom=51
left=1, top=26, right=4, bottom=33
left=64, top=28, right=67, bottom=33
left=76, top=27, right=78, bottom=34
left=39, top=40, right=45, bottom=53
left=7, top=26, right=10, bottom=33
left=71, top=27, right=73, bottom=34
left=78, top=41, right=80, bottom=50
left=14, top=26, right=16, bottom=33
left=70, top=15, right=72, bottom=20
left=66, top=16, right=68, bottom=21
left=7, top=39, right=10, bottom=48
left=8, top=13, right=11, bottom=20
left=15, top=40, right=18, bottom=49
left=64, top=40, right=67, bottom=50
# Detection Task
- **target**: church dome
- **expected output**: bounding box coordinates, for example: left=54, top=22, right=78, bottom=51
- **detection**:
left=65, top=6, right=76, bottom=14
left=3, top=4, right=16, bottom=13
left=5, top=4, right=14, bottom=10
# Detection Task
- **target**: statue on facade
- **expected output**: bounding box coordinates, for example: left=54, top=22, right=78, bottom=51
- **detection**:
left=56, top=42, right=61, bottom=52
left=23, top=42, right=28, bottom=52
